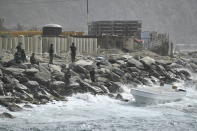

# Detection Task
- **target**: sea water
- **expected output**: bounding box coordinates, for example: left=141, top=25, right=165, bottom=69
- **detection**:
left=0, top=82, right=197, bottom=131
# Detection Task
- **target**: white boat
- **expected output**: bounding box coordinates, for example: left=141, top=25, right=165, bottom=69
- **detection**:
left=131, top=85, right=186, bottom=104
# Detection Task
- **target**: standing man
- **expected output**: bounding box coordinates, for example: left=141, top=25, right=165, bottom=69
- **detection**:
left=48, top=44, right=54, bottom=64
left=89, top=68, right=95, bottom=82
left=21, top=49, right=27, bottom=62
left=64, top=68, right=71, bottom=86
left=70, top=43, right=77, bottom=63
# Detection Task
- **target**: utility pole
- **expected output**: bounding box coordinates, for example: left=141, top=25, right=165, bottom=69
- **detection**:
left=87, top=0, right=89, bottom=25
left=87, top=0, right=89, bottom=34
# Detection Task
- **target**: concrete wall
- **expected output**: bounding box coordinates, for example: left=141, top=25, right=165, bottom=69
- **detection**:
left=0, top=35, right=98, bottom=56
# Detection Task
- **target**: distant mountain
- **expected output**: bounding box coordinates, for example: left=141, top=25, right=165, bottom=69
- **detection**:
left=0, top=0, right=197, bottom=44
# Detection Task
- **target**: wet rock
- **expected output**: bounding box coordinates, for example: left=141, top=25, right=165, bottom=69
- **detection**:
left=7, top=104, right=23, bottom=112
left=77, top=79, right=104, bottom=94
left=116, top=94, right=129, bottom=102
left=178, top=70, right=191, bottom=78
left=108, top=93, right=115, bottom=98
left=0, top=112, right=15, bottom=119
left=106, top=72, right=121, bottom=82
left=116, top=93, right=123, bottom=100
left=50, top=81, right=65, bottom=93
left=126, top=58, right=144, bottom=69
left=122, top=73, right=133, bottom=83
left=92, top=82, right=110, bottom=93
left=105, top=82, right=122, bottom=93
left=23, top=104, right=33, bottom=108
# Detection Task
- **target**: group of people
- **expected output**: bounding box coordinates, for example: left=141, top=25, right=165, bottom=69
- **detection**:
left=14, top=42, right=27, bottom=63
left=48, top=42, right=77, bottom=64
left=13, top=42, right=96, bottom=85
left=14, top=43, right=39, bottom=65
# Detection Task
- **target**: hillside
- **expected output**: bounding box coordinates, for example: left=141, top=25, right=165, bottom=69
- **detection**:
left=0, top=0, right=197, bottom=44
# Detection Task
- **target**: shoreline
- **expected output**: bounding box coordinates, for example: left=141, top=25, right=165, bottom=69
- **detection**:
left=0, top=50, right=196, bottom=118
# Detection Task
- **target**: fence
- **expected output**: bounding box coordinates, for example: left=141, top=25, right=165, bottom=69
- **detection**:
left=0, top=35, right=98, bottom=56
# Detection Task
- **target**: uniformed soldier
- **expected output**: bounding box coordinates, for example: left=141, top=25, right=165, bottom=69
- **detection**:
left=48, top=44, right=54, bottom=64
left=70, top=43, right=77, bottom=63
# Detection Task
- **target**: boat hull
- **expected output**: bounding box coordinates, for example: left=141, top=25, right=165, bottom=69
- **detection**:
left=131, top=88, right=186, bottom=104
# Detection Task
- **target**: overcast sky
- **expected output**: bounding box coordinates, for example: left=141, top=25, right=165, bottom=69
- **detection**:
left=0, top=0, right=197, bottom=44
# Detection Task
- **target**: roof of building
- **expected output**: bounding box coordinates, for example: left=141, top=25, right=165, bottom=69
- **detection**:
left=43, top=24, right=62, bottom=28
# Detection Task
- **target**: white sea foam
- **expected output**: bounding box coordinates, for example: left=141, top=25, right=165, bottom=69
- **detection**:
left=0, top=81, right=197, bottom=130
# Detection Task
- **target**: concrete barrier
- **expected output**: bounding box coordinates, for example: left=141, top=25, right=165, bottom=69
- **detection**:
left=0, top=36, right=98, bottom=56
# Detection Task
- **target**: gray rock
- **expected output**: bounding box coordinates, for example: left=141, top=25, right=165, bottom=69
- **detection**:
left=50, top=81, right=65, bottom=93
left=3, top=68, right=25, bottom=76
left=77, top=79, right=104, bottom=94
left=7, top=104, right=23, bottom=112
left=116, top=94, right=129, bottom=102
left=0, top=81, right=5, bottom=95
left=23, top=104, right=33, bottom=108
left=105, top=82, right=122, bottom=93
left=111, top=67, right=124, bottom=76
left=0, top=68, right=2, bottom=78
left=156, top=60, right=172, bottom=66
left=127, top=67, right=140, bottom=73
left=24, top=81, right=40, bottom=93
left=107, top=72, right=121, bottom=82
left=108, top=58, right=117, bottom=64
left=71, top=64, right=89, bottom=74
left=140, top=56, right=155, bottom=68
left=15, top=83, right=28, bottom=91
left=0, top=112, right=15, bottom=119
left=126, top=58, right=144, bottom=69
left=23, top=68, right=39, bottom=76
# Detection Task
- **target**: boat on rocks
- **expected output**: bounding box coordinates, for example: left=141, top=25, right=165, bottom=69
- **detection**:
left=130, top=84, right=186, bottom=105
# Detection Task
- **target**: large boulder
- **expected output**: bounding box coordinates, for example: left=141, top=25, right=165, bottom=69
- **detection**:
left=111, top=67, right=124, bottom=76
left=23, top=68, right=39, bottom=76
left=76, top=79, right=104, bottom=94
left=126, top=58, right=144, bottom=69
left=75, top=59, right=94, bottom=66
left=50, top=81, right=65, bottom=93
left=24, top=81, right=40, bottom=93
left=0, top=112, right=15, bottom=119
left=126, top=67, right=141, bottom=73
left=105, top=82, right=122, bottom=93
left=140, top=56, right=155, bottom=68
left=106, top=72, right=121, bottom=82
left=3, top=67, right=25, bottom=76
left=7, top=104, right=23, bottom=112
left=156, top=59, right=172, bottom=66
left=0, top=80, right=5, bottom=95
left=0, top=68, right=3, bottom=78
left=71, top=64, right=89, bottom=74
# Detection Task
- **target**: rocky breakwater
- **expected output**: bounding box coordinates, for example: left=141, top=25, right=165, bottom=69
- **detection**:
left=0, top=52, right=192, bottom=118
